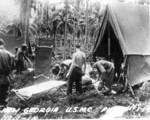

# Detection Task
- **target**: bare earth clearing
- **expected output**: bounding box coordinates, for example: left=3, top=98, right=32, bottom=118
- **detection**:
left=0, top=71, right=150, bottom=119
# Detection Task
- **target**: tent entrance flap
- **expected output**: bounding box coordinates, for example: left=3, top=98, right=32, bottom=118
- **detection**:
left=127, top=55, right=150, bottom=86
left=94, top=21, right=124, bottom=61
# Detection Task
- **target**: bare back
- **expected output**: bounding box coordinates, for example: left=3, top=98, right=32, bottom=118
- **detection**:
left=72, top=51, right=86, bottom=69
left=67, top=49, right=86, bottom=76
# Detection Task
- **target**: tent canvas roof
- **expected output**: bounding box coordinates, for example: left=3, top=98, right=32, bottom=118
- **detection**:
left=93, top=2, right=149, bottom=56
left=92, top=2, right=150, bottom=86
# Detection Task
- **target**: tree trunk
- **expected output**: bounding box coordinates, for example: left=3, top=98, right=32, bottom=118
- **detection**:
left=63, top=0, right=68, bottom=60
left=84, top=0, right=89, bottom=54
left=61, top=36, right=63, bottom=59
left=73, top=32, right=75, bottom=53
left=53, top=32, right=56, bottom=50
left=69, top=39, right=71, bottom=57
left=76, top=0, right=80, bottom=43
left=24, top=0, right=31, bottom=44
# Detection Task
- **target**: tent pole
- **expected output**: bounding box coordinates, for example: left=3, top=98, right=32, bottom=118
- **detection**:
left=108, top=22, right=110, bottom=60
left=47, top=0, right=49, bottom=40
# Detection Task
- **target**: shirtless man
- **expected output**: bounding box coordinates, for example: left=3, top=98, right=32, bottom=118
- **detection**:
left=66, top=44, right=86, bottom=95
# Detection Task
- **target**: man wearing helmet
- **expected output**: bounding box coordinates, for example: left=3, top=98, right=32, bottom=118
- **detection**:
left=15, top=44, right=32, bottom=73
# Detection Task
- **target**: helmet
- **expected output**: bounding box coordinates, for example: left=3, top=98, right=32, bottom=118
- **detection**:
left=21, top=44, right=27, bottom=51
left=0, top=38, right=5, bottom=45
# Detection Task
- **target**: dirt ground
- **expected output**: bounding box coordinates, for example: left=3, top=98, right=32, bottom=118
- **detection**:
left=1, top=71, right=150, bottom=119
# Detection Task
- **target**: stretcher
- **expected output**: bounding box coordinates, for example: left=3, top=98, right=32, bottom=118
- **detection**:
left=11, top=79, right=67, bottom=106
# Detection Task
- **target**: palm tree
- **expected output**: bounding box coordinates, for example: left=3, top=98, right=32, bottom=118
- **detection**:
left=87, top=1, right=104, bottom=51
left=70, top=0, right=85, bottom=53
left=49, top=5, right=58, bottom=49
left=14, top=0, right=33, bottom=44
left=53, top=6, right=74, bottom=58
left=29, top=1, right=57, bottom=47
left=84, top=0, right=89, bottom=53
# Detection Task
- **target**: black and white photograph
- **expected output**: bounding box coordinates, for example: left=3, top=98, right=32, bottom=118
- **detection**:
left=0, top=0, right=149, bottom=119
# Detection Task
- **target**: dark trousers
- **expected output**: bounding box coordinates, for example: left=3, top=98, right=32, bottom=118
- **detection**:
left=0, top=77, right=10, bottom=106
left=67, top=66, right=82, bottom=95
left=114, top=61, right=121, bottom=83
left=16, top=60, right=24, bottom=73
left=103, top=67, right=114, bottom=90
